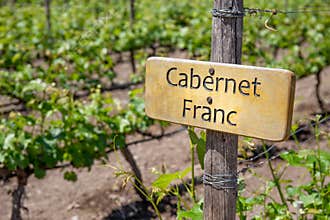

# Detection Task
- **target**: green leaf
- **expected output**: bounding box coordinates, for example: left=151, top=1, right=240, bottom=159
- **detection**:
left=300, top=193, right=319, bottom=207
left=50, top=128, right=63, bottom=138
left=177, top=200, right=203, bottom=220
left=114, top=134, right=126, bottom=149
left=280, top=151, right=301, bottom=166
left=188, top=128, right=199, bottom=144
left=177, top=166, right=191, bottom=179
left=286, top=185, right=301, bottom=198
left=152, top=173, right=178, bottom=190
left=196, top=138, right=206, bottom=170
left=152, top=167, right=191, bottom=190
left=34, top=167, right=46, bottom=179
left=155, top=192, right=167, bottom=205
left=22, top=79, right=47, bottom=94
left=188, top=128, right=206, bottom=169
left=64, top=171, right=78, bottom=182
left=0, top=153, right=4, bottom=163
left=4, top=133, right=15, bottom=150
left=119, top=118, right=130, bottom=133
left=319, top=150, right=330, bottom=161
left=12, top=53, right=21, bottom=63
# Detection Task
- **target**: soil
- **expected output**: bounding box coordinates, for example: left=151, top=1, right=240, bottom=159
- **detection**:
left=0, top=55, right=329, bottom=220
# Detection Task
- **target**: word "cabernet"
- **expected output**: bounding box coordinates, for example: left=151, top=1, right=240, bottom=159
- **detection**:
left=166, top=67, right=262, bottom=97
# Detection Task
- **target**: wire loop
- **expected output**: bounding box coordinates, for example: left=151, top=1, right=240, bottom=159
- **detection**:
left=212, top=7, right=330, bottom=19
left=203, top=173, right=237, bottom=189
left=211, top=8, right=244, bottom=18
left=264, top=10, right=278, bottom=31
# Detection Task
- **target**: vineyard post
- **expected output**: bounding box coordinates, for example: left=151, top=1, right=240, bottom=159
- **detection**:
left=285, top=0, right=289, bottom=10
left=204, top=0, right=243, bottom=219
left=45, top=0, right=51, bottom=36
left=129, top=0, right=137, bottom=73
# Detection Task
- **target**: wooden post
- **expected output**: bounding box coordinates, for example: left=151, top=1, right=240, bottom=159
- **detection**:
left=129, top=0, right=137, bottom=74
left=45, top=0, right=51, bottom=35
left=284, top=0, right=289, bottom=10
left=204, top=0, right=243, bottom=219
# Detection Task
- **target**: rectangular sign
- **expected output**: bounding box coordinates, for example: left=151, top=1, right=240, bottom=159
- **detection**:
left=145, top=57, right=295, bottom=141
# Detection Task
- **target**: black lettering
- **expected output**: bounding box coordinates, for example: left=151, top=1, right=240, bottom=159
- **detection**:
left=227, top=111, right=237, bottom=126
left=225, top=78, right=236, bottom=94
left=166, top=67, right=177, bottom=86
left=252, top=77, right=261, bottom=97
left=201, top=106, right=211, bottom=122
left=215, top=77, right=224, bottom=91
left=178, top=73, right=188, bottom=88
left=213, top=108, right=225, bottom=123
left=239, top=80, right=250, bottom=96
left=183, top=99, right=192, bottom=117
left=203, top=76, right=214, bottom=91
left=193, top=105, right=202, bottom=118
left=190, top=68, right=201, bottom=89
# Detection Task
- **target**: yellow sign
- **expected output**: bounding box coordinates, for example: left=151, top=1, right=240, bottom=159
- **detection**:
left=145, top=57, right=295, bottom=141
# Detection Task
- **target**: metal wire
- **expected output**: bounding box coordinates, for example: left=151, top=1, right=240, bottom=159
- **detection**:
left=202, top=112, right=328, bottom=188
left=238, top=115, right=329, bottom=174
left=212, top=7, right=330, bottom=18
left=244, top=7, right=330, bottom=15
left=237, top=133, right=315, bottom=175
left=211, top=8, right=244, bottom=18
left=203, top=173, right=237, bottom=189
left=239, top=115, right=329, bottom=164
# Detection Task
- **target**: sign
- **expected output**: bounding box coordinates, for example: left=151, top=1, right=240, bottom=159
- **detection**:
left=145, top=57, right=295, bottom=141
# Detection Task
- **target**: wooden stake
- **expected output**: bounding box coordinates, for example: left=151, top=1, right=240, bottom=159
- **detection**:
left=129, top=0, right=137, bottom=74
left=45, top=0, right=51, bottom=36
left=204, top=0, right=243, bottom=219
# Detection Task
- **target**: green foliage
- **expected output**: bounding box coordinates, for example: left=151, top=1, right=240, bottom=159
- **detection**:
left=281, top=150, right=330, bottom=173
left=186, top=121, right=329, bottom=219
left=280, top=149, right=330, bottom=218
left=64, top=171, right=78, bottom=182
left=236, top=118, right=330, bottom=219
left=243, top=0, right=330, bottom=77
left=1, top=0, right=329, bottom=80
left=177, top=200, right=203, bottom=220
left=237, top=147, right=330, bottom=219
left=113, top=163, right=194, bottom=220
left=0, top=83, right=153, bottom=180
left=151, top=167, right=192, bottom=206
left=152, top=167, right=191, bottom=191
left=237, top=193, right=264, bottom=220
left=188, top=128, right=206, bottom=169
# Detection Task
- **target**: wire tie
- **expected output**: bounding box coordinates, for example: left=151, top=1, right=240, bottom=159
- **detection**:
left=211, top=8, right=245, bottom=18
left=203, top=172, right=237, bottom=189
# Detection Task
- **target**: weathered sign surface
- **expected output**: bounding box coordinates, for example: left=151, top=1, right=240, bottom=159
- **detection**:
left=145, top=57, right=295, bottom=141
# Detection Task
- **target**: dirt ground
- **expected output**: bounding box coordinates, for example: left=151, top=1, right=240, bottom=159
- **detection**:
left=0, top=59, right=329, bottom=220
